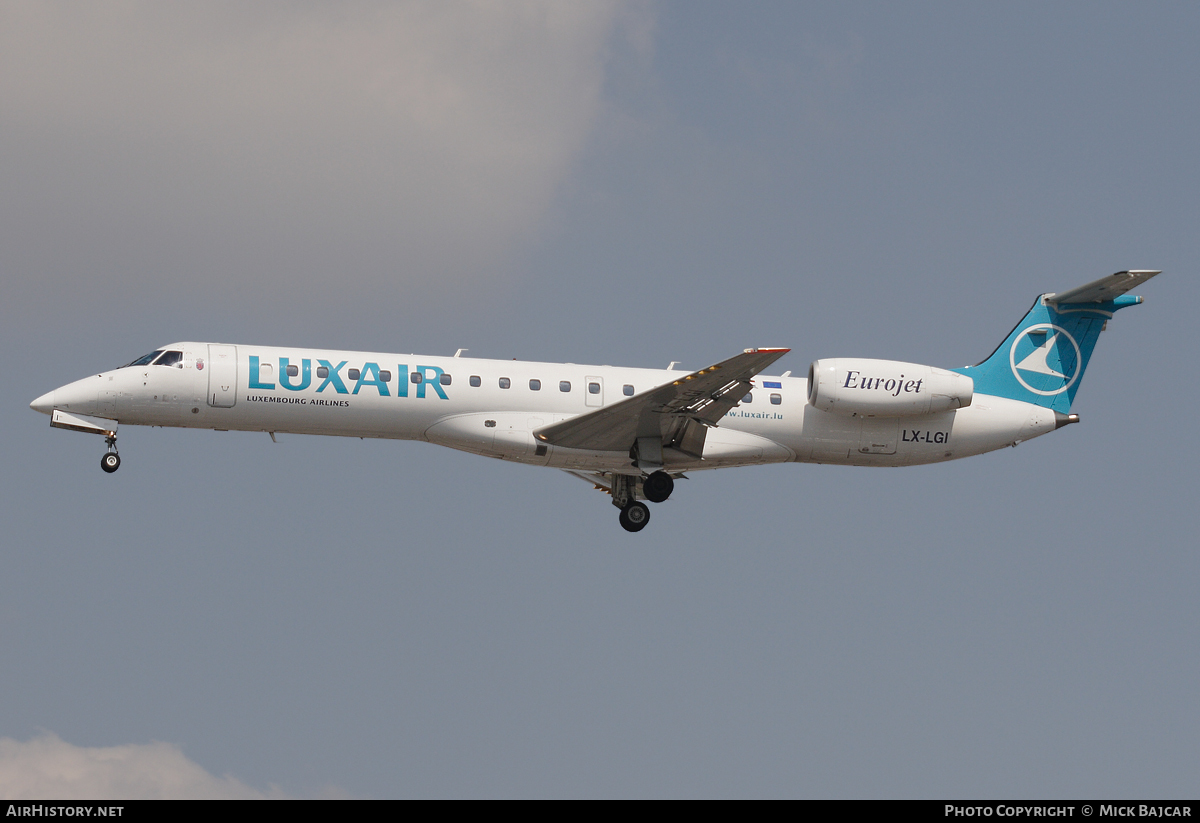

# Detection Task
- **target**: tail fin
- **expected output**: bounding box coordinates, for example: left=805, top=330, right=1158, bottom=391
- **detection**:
left=952, top=271, right=1159, bottom=413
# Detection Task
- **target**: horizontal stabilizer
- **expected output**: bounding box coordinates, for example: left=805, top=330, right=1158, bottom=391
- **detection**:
left=1048, top=270, right=1161, bottom=304
left=955, top=269, right=1160, bottom=413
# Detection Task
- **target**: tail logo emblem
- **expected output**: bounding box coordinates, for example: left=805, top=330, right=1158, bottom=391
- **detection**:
left=1009, top=324, right=1081, bottom=396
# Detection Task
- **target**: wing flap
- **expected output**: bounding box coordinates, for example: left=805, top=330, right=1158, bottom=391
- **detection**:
left=534, top=348, right=790, bottom=453
left=1048, top=270, right=1161, bottom=304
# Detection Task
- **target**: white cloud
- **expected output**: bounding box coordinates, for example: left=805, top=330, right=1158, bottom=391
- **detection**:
left=0, top=1, right=634, bottom=315
left=0, top=733, right=282, bottom=800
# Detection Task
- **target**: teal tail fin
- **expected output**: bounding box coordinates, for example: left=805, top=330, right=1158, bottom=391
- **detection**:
left=952, top=271, right=1159, bottom=413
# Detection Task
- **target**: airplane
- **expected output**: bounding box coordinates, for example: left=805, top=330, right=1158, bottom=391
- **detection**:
left=30, top=270, right=1159, bottom=532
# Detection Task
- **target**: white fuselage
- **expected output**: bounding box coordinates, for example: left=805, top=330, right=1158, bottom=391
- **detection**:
left=38, top=342, right=1060, bottom=474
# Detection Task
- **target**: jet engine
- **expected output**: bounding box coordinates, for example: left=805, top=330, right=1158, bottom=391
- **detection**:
left=807, top=358, right=973, bottom=417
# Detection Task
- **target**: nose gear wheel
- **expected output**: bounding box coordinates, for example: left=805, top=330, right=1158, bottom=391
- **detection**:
left=100, top=434, right=120, bottom=473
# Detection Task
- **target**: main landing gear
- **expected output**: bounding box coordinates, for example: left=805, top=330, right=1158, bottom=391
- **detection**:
left=100, top=434, right=120, bottom=473
left=612, top=470, right=675, bottom=532
left=642, top=470, right=674, bottom=503
left=619, top=501, right=650, bottom=532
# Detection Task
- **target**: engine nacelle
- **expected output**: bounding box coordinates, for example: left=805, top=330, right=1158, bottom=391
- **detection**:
left=807, top=358, right=973, bottom=417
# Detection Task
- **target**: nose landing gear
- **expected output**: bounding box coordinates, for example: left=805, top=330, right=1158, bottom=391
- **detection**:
left=46, top=410, right=122, bottom=474
left=100, top=435, right=120, bottom=473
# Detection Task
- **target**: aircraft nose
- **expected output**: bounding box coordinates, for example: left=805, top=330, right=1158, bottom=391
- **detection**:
left=30, top=390, right=56, bottom=415
left=31, top=377, right=100, bottom=416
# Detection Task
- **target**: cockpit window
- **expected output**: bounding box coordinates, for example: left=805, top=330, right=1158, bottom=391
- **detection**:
left=155, top=351, right=183, bottom=368
left=121, top=351, right=163, bottom=368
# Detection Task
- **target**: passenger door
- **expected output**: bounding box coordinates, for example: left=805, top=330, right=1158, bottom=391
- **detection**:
left=207, top=345, right=238, bottom=408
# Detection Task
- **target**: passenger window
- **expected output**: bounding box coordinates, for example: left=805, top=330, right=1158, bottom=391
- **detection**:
left=347, top=368, right=359, bottom=381
left=260, top=363, right=274, bottom=378
left=470, top=375, right=481, bottom=387
left=286, top=364, right=299, bottom=378
left=379, top=370, right=391, bottom=382
left=410, top=372, right=422, bottom=383
left=499, top=377, right=511, bottom=389
left=588, top=382, right=600, bottom=394
left=559, top=381, right=571, bottom=392
left=770, top=393, right=782, bottom=405
left=623, top=384, right=634, bottom=396
left=440, top=373, right=452, bottom=386
left=529, top=379, right=541, bottom=391
left=156, top=351, right=183, bottom=368
left=316, top=366, right=329, bottom=379
left=742, top=393, right=752, bottom=403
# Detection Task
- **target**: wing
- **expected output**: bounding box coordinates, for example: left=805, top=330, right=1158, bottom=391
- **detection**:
left=1048, top=270, right=1161, bottom=304
left=533, top=348, right=790, bottom=455
left=561, top=469, right=616, bottom=491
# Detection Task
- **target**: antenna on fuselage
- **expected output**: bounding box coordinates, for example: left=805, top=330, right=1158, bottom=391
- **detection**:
left=454, top=349, right=468, bottom=358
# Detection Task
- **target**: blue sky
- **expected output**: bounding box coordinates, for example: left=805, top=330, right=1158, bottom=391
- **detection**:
left=2, top=1, right=1198, bottom=798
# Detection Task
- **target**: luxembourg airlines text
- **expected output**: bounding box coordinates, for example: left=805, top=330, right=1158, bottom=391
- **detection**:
left=245, top=395, right=350, bottom=407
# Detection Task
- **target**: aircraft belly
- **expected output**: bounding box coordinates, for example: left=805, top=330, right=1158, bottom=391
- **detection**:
left=793, top=396, right=1044, bottom=466
left=191, top=388, right=436, bottom=439
left=248, top=399, right=431, bottom=438
left=950, top=397, right=1055, bottom=454
left=426, top=412, right=562, bottom=466
left=687, top=427, right=794, bottom=468
left=799, top=404, right=858, bottom=463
